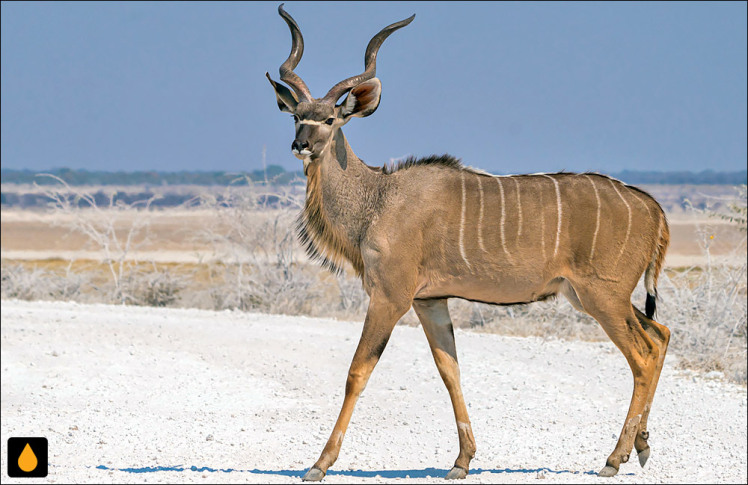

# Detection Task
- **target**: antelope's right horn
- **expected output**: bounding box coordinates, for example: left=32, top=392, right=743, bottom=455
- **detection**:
left=322, top=13, right=415, bottom=104
left=276, top=3, right=313, bottom=102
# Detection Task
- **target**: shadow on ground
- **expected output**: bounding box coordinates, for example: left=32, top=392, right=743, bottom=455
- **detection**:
left=93, top=464, right=613, bottom=478
left=252, top=467, right=602, bottom=478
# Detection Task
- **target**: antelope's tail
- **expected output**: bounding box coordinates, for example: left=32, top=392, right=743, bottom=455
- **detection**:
left=644, top=215, right=670, bottom=319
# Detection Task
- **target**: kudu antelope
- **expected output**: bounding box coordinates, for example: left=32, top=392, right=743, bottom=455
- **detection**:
left=266, top=4, right=671, bottom=480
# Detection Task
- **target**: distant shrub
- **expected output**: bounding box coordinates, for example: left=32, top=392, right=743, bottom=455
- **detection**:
left=123, top=268, right=185, bottom=307
left=1, top=264, right=85, bottom=301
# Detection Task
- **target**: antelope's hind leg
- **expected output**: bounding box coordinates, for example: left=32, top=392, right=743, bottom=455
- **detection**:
left=413, top=299, right=476, bottom=480
left=572, top=284, right=660, bottom=477
left=631, top=307, right=670, bottom=467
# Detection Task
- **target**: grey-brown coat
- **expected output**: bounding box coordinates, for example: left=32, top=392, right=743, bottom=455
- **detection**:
left=265, top=4, right=671, bottom=481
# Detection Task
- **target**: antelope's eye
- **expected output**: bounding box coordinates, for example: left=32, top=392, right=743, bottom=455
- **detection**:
left=325, top=118, right=334, bottom=125
left=292, top=115, right=299, bottom=122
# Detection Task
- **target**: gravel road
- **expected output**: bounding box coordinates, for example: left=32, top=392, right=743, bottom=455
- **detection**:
left=1, top=300, right=746, bottom=483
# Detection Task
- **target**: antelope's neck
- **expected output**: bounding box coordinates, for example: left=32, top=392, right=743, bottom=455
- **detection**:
left=300, top=130, right=381, bottom=276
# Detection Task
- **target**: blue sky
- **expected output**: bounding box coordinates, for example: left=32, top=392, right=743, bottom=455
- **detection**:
left=1, top=1, right=746, bottom=174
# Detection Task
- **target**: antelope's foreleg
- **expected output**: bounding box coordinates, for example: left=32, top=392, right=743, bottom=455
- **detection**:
left=302, top=296, right=410, bottom=482
left=413, top=298, right=476, bottom=480
left=632, top=307, right=671, bottom=467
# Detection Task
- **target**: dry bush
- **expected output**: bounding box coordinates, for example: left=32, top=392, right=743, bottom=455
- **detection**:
left=658, top=262, right=746, bottom=382
left=659, top=187, right=747, bottom=382
left=35, top=176, right=189, bottom=308
left=37, top=174, right=159, bottom=304
left=1, top=263, right=86, bottom=301
left=196, top=177, right=312, bottom=313
left=7, top=174, right=368, bottom=316
left=120, top=266, right=187, bottom=307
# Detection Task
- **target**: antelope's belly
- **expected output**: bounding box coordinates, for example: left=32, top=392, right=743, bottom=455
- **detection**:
left=414, top=271, right=559, bottom=305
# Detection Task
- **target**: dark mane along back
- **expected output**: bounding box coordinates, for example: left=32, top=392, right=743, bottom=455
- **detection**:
left=382, top=154, right=463, bottom=174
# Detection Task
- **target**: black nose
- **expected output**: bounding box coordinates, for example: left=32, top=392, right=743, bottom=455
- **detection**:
left=292, top=140, right=309, bottom=152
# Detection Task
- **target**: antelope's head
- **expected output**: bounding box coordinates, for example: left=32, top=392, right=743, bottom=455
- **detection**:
left=266, top=4, right=414, bottom=171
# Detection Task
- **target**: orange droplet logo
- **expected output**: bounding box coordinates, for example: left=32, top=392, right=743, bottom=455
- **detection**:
left=18, top=443, right=38, bottom=472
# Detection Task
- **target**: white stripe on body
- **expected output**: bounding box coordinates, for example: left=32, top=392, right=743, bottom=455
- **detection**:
left=538, top=182, right=546, bottom=260
left=583, top=175, right=602, bottom=260
left=476, top=175, right=487, bottom=252
left=459, top=172, right=472, bottom=270
left=495, top=177, right=514, bottom=263
left=542, top=174, right=562, bottom=258
left=511, top=177, right=522, bottom=242
left=608, top=178, right=632, bottom=266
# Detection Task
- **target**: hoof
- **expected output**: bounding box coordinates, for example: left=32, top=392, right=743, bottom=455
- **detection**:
left=638, top=447, right=650, bottom=468
left=302, top=467, right=326, bottom=482
left=445, top=466, right=468, bottom=480
left=597, top=465, right=618, bottom=477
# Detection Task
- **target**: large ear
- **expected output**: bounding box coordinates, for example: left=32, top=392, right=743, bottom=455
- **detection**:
left=266, top=72, right=299, bottom=113
left=339, top=78, right=382, bottom=118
